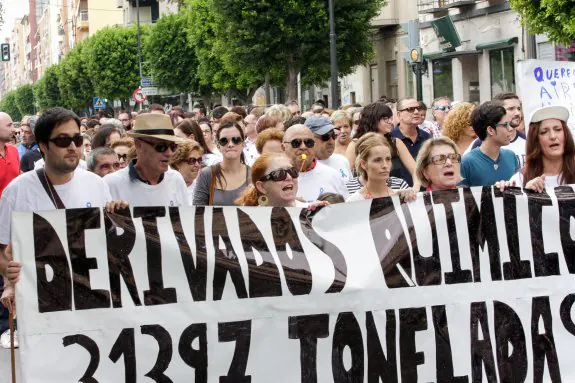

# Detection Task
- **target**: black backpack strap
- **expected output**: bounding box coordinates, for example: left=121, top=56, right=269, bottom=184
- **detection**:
left=36, top=168, right=66, bottom=209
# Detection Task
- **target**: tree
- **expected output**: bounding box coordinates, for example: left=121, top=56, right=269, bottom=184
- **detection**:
left=510, top=0, right=575, bottom=46
left=34, top=65, right=62, bottom=111
left=195, top=0, right=385, bottom=101
left=58, top=40, right=94, bottom=111
left=85, top=26, right=145, bottom=106
left=186, top=0, right=264, bottom=104
left=14, top=84, right=35, bottom=117
left=33, top=76, right=47, bottom=111
left=0, top=91, right=21, bottom=122
left=144, top=12, right=199, bottom=93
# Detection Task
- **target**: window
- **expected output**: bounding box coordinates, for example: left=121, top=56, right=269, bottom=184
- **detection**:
left=79, top=10, right=89, bottom=21
left=432, top=58, right=453, bottom=100
left=386, top=61, right=398, bottom=100
left=350, top=92, right=356, bottom=105
left=489, top=47, right=515, bottom=97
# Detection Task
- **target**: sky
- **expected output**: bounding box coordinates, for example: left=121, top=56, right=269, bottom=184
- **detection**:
left=0, top=0, right=29, bottom=41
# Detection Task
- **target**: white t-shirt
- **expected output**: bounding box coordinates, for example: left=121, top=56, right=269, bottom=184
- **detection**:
left=510, top=172, right=560, bottom=188
left=346, top=190, right=366, bottom=202
left=104, top=166, right=189, bottom=207
left=203, top=148, right=222, bottom=166
left=506, top=134, right=526, bottom=168
left=297, top=161, right=349, bottom=203
left=187, top=181, right=196, bottom=205
left=319, top=154, right=352, bottom=184
left=0, top=168, right=112, bottom=244
left=243, top=138, right=259, bottom=167
left=34, top=157, right=88, bottom=170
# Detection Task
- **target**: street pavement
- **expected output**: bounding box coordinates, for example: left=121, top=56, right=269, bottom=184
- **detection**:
left=0, top=348, right=20, bottom=383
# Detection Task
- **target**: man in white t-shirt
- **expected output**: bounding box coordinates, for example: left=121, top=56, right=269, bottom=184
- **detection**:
left=305, top=115, right=352, bottom=183
left=243, top=113, right=259, bottom=166
left=104, top=113, right=189, bottom=207
left=282, top=124, right=348, bottom=203
left=0, top=107, right=126, bottom=347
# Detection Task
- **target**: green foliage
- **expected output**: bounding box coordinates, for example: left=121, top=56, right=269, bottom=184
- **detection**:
left=14, top=84, right=35, bottom=117
left=145, top=12, right=198, bottom=93
left=193, top=0, right=385, bottom=98
left=33, top=77, right=46, bottom=111
left=510, top=0, right=575, bottom=46
left=85, top=26, right=144, bottom=101
left=0, top=91, right=21, bottom=122
left=35, top=65, right=62, bottom=111
left=58, top=40, right=94, bottom=111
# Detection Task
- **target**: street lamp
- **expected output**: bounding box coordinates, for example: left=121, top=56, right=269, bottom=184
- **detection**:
left=136, top=0, right=143, bottom=85
left=328, top=0, right=339, bottom=109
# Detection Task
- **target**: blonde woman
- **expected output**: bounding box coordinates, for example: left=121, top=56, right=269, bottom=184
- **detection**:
left=330, top=110, right=352, bottom=156
left=415, top=137, right=462, bottom=191
left=346, top=133, right=416, bottom=202
left=442, top=102, right=477, bottom=155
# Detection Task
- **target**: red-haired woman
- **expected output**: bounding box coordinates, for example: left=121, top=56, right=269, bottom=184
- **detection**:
left=497, top=106, right=575, bottom=192
left=236, top=152, right=328, bottom=209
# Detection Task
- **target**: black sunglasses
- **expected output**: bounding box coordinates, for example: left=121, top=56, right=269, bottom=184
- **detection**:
left=186, top=156, right=203, bottom=166
left=218, top=136, right=243, bottom=146
left=284, top=138, right=315, bottom=149
left=49, top=134, right=84, bottom=148
left=260, top=167, right=299, bottom=182
left=140, top=139, right=178, bottom=153
left=399, top=106, right=422, bottom=113
left=319, top=131, right=337, bottom=142
left=117, top=153, right=128, bottom=161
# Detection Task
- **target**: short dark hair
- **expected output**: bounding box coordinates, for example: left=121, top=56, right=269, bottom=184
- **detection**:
left=87, top=147, right=117, bottom=171
left=148, top=104, right=165, bottom=113
left=285, top=116, right=306, bottom=129
left=34, top=107, right=81, bottom=144
left=212, top=106, right=229, bottom=120
left=230, top=106, right=247, bottom=119
left=193, top=105, right=207, bottom=115
left=492, top=92, right=520, bottom=102
left=471, top=101, right=507, bottom=141
left=86, top=119, right=100, bottom=129
left=118, top=110, right=132, bottom=119
left=91, top=126, right=122, bottom=149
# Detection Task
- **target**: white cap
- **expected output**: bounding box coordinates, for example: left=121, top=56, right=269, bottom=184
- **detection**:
left=530, top=105, right=570, bottom=123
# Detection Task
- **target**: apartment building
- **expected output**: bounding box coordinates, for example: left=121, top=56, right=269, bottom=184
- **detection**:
left=71, top=0, right=123, bottom=45
left=36, top=5, right=60, bottom=78
left=117, top=0, right=178, bottom=26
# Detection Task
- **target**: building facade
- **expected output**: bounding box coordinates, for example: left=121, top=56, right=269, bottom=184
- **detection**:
left=118, top=0, right=178, bottom=26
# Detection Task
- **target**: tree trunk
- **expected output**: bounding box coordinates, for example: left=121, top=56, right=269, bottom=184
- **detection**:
left=285, top=58, right=299, bottom=103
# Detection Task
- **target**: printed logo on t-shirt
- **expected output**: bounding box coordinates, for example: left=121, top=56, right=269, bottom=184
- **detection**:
left=170, top=200, right=175, bottom=206
left=319, top=187, right=325, bottom=195
left=340, top=169, right=347, bottom=178
left=86, top=202, right=92, bottom=207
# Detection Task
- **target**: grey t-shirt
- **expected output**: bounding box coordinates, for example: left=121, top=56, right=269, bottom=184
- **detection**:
left=193, top=165, right=251, bottom=206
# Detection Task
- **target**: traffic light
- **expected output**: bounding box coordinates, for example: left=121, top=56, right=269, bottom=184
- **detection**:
left=1, top=44, right=9, bottom=62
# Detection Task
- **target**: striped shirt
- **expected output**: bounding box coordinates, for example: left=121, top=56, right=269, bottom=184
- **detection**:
left=346, top=176, right=409, bottom=195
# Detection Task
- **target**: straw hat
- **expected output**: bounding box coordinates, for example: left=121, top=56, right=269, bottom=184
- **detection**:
left=127, top=113, right=183, bottom=143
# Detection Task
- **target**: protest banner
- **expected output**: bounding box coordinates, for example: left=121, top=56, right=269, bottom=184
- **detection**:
left=517, top=59, right=575, bottom=133
left=12, top=186, right=575, bottom=382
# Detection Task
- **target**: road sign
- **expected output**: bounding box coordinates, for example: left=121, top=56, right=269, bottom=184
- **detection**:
left=141, top=76, right=154, bottom=87
left=141, top=87, right=159, bottom=96
left=93, top=97, right=106, bottom=110
left=133, top=88, right=147, bottom=103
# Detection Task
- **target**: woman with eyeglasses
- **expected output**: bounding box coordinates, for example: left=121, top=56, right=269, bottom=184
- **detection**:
left=415, top=137, right=462, bottom=191
left=174, top=119, right=222, bottom=166
left=198, top=118, right=219, bottom=156
left=331, top=110, right=352, bottom=156
left=496, top=105, right=575, bottom=192
left=110, top=138, right=134, bottom=169
left=346, top=133, right=416, bottom=202
left=345, top=102, right=419, bottom=189
left=193, top=121, right=250, bottom=206
left=170, top=140, right=204, bottom=204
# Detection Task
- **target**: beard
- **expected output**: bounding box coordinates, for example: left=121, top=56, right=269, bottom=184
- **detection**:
left=48, top=153, right=79, bottom=174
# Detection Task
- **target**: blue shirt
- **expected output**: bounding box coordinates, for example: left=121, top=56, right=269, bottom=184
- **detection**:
left=391, top=126, right=431, bottom=185
left=460, top=148, right=519, bottom=187
left=16, top=143, right=38, bottom=159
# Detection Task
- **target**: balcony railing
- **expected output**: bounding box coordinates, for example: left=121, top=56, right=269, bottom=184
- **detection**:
left=444, top=0, right=476, bottom=7
left=418, top=0, right=448, bottom=14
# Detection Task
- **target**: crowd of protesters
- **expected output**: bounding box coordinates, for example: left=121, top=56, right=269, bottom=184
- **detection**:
left=0, top=92, right=573, bottom=349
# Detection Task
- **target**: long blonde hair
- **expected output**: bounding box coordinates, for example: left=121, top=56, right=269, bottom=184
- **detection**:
left=354, top=132, right=392, bottom=181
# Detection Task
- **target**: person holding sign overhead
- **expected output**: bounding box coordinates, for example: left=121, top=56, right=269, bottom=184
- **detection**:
left=496, top=105, right=575, bottom=191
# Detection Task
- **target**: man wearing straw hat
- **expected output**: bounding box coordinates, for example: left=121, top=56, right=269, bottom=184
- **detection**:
left=104, top=113, right=189, bottom=206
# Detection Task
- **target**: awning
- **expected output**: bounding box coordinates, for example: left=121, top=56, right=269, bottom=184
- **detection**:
left=476, top=37, right=518, bottom=51
left=423, top=50, right=481, bottom=61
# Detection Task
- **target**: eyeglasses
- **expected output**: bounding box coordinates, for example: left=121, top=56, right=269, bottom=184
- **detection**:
left=49, top=134, right=84, bottom=148
left=495, top=122, right=513, bottom=129
left=428, top=153, right=461, bottom=165
left=218, top=136, right=243, bottom=146
left=140, top=139, right=179, bottom=153
left=117, top=153, right=128, bottom=161
left=399, top=106, right=422, bottom=113
left=186, top=156, right=203, bottom=166
left=433, top=105, right=452, bottom=112
left=260, top=167, right=299, bottom=182
left=319, top=131, right=337, bottom=142
left=284, top=138, right=315, bottom=149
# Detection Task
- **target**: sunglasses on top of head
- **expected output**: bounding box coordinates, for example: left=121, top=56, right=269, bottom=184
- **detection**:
left=284, top=138, right=315, bottom=149
left=218, top=136, right=243, bottom=146
left=318, top=131, right=337, bottom=142
left=140, top=139, right=179, bottom=153
left=49, top=134, right=84, bottom=148
left=260, top=167, right=299, bottom=182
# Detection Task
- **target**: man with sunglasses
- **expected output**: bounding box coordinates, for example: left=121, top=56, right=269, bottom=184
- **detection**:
left=0, top=108, right=126, bottom=345
left=391, top=97, right=432, bottom=185
left=104, top=113, right=189, bottom=207
left=460, top=101, right=519, bottom=187
left=305, top=116, right=352, bottom=183
left=426, top=97, right=451, bottom=137
left=282, top=124, right=348, bottom=203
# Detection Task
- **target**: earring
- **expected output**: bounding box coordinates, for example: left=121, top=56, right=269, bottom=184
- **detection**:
left=258, top=195, right=268, bottom=206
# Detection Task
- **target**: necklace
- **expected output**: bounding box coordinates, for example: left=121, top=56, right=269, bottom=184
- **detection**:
left=362, top=185, right=391, bottom=199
